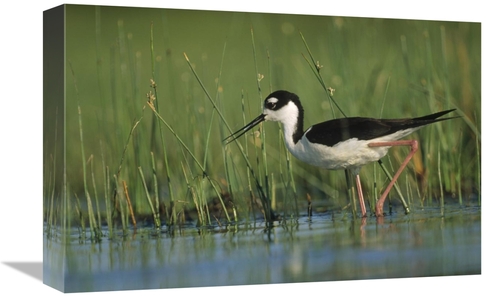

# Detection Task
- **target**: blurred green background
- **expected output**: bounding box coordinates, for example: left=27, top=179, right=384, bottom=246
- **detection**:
left=44, top=4, right=480, bottom=225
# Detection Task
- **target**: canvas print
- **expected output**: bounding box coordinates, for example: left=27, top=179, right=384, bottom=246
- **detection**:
left=43, top=4, right=481, bottom=293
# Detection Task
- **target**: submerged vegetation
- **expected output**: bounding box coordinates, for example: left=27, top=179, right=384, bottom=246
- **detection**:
left=43, top=5, right=481, bottom=241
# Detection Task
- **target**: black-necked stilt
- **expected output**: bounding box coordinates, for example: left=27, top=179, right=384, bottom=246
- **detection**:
left=224, top=90, right=456, bottom=217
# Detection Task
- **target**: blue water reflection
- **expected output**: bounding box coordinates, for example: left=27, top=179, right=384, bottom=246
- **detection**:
left=44, top=206, right=480, bottom=292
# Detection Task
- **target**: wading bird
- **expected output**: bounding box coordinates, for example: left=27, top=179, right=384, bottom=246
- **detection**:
left=224, top=90, right=455, bottom=217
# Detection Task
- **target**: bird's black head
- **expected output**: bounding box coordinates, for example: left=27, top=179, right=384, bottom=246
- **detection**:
left=264, top=90, right=302, bottom=113
left=224, top=90, right=304, bottom=144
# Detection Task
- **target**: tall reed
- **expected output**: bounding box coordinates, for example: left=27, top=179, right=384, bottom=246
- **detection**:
left=250, top=28, right=276, bottom=222
left=100, top=141, right=113, bottom=237
left=149, top=22, right=176, bottom=225
left=68, top=61, right=101, bottom=241
left=89, top=155, right=103, bottom=237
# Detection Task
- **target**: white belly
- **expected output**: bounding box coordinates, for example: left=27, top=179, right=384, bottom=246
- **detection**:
left=287, top=137, right=391, bottom=171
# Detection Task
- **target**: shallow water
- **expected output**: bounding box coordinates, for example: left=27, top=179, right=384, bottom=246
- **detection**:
left=43, top=205, right=480, bottom=293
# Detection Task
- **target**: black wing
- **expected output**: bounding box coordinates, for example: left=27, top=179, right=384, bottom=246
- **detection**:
left=305, top=109, right=455, bottom=147
left=305, top=117, right=393, bottom=146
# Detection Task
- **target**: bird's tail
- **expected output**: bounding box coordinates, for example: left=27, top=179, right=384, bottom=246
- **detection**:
left=413, top=109, right=458, bottom=122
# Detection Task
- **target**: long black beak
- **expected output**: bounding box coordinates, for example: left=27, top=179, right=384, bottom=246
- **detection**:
left=223, top=114, right=266, bottom=144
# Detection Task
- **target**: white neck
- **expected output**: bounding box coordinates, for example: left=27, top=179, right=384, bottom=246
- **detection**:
left=264, top=101, right=303, bottom=151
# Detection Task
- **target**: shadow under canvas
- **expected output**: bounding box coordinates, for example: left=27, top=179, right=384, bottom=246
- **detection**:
left=3, top=262, right=43, bottom=282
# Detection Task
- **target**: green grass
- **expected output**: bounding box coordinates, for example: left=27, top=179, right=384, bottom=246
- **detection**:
left=43, top=5, right=481, bottom=238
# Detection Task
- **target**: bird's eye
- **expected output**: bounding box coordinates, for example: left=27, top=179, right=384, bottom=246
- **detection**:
left=266, top=101, right=276, bottom=110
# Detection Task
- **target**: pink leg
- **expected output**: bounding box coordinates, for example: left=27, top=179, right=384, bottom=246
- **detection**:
left=368, top=140, right=419, bottom=217
left=355, top=174, right=367, bottom=217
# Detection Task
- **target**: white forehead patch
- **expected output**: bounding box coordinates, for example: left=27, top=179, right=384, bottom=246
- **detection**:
left=267, top=97, right=278, bottom=104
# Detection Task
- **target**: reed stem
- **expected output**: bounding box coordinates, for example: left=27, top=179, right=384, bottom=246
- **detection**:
left=122, top=180, right=137, bottom=229
left=149, top=22, right=176, bottom=225
left=138, top=167, right=161, bottom=229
